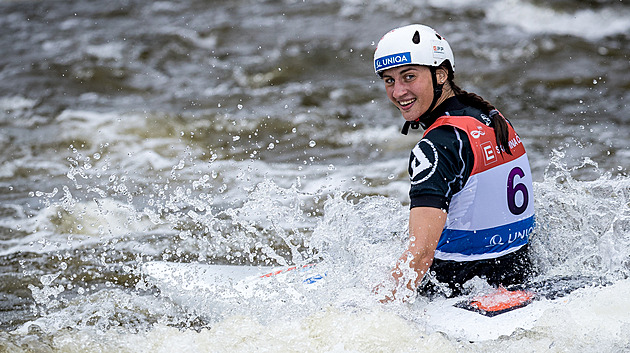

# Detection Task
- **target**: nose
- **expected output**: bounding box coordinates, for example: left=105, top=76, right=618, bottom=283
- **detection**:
left=391, top=81, right=408, bottom=100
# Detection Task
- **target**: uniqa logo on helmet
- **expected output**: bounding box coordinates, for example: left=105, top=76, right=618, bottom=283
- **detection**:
left=374, top=52, right=412, bottom=73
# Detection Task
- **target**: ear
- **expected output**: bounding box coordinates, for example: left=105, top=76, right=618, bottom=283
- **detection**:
left=436, top=67, right=448, bottom=85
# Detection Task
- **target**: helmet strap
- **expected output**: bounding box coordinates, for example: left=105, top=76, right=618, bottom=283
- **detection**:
left=400, top=66, right=444, bottom=135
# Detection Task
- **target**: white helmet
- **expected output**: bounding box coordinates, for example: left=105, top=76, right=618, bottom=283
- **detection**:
left=374, top=24, right=455, bottom=76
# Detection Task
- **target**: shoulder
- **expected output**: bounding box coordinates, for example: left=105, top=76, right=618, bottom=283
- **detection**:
left=424, top=124, right=464, bottom=143
left=447, top=105, right=493, bottom=127
left=409, top=126, right=471, bottom=183
left=422, top=124, right=471, bottom=155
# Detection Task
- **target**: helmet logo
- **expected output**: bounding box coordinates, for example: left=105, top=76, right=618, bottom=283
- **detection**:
left=432, top=41, right=446, bottom=59
left=412, top=31, right=421, bottom=44
left=374, top=52, right=411, bottom=72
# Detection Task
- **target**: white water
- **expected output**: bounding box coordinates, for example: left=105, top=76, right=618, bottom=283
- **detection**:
left=7, top=151, right=629, bottom=352
left=2, top=0, right=630, bottom=351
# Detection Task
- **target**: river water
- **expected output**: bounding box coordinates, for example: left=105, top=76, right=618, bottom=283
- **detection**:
left=1, top=0, right=629, bottom=351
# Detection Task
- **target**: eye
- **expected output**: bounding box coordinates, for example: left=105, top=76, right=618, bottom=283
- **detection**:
left=404, top=73, right=416, bottom=81
left=383, top=77, right=394, bottom=85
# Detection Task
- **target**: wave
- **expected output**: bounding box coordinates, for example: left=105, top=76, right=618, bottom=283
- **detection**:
left=488, top=0, right=630, bottom=39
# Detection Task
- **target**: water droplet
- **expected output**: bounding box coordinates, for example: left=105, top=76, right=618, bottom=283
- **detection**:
left=233, top=136, right=240, bottom=141
left=309, top=140, right=316, bottom=147
left=267, top=143, right=275, bottom=150
left=40, top=273, right=60, bottom=286
left=237, top=104, right=243, bottom=110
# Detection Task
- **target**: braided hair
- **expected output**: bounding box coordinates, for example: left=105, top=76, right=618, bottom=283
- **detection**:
left=446, top=70, right=513, bottom=155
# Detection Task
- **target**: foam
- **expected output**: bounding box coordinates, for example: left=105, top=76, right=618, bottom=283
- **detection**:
left=488, top=1, right=630, bottom=40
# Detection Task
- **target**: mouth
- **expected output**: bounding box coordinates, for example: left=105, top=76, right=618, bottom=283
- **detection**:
left=398, top=98, right=416, bottom=110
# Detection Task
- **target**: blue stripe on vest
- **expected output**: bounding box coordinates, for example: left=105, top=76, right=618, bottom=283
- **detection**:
left=437, top=216, right=535, bottom=256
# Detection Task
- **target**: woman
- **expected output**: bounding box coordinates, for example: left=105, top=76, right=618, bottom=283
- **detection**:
left=373, top=24, right=535, bottom=301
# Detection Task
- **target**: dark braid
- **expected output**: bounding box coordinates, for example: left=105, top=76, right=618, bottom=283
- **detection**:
left=448, top=74, right=512, bottom=155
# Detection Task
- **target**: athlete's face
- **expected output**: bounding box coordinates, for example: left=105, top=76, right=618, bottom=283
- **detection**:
left=381, top=65, right=434, bottom=122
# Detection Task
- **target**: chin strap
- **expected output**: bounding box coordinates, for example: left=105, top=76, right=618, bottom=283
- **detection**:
left=400, top=119, right=420, bottom=135
left=401, top=67, right=444, bottom=135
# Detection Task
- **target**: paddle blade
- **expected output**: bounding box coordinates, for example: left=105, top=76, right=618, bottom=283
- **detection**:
left=456, top=286, right=535, bottom=317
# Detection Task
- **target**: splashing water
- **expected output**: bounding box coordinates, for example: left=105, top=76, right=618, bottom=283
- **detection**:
left=4, top=144, right=627, bottom=352
left=1, top=0, right=629, bottom=351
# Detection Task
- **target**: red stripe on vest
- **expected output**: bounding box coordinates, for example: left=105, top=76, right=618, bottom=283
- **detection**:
left=423, top=116, right=526, bottom=175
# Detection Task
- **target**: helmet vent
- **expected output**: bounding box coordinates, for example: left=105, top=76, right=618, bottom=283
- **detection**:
left=435, top=33, right=442, bottom=40
left=412, top=31, right=421, bottom=44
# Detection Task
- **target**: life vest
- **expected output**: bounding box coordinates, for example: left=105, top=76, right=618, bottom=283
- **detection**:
left=424, top=116, right=535, bottom=261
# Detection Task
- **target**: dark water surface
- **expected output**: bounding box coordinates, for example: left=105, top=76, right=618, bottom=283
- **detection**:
left=1, top=0, right=629, bottom=351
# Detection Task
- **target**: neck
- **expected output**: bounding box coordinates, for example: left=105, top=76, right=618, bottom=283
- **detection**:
left=432, top=83, right=455, bottom=112
left=417, top=84, right=456, bottom=130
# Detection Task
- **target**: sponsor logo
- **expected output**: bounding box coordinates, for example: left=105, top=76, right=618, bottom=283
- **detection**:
left=480, top=114, right=491, bottom=126
left=470, top=128, right=485, bottom=139
left=487, top=225, right=533, bottom=248
left=410, top=139, right=438, bottom=184
left=508, top=135, right=522, bottom=150
left=410, top=145, right=432, bottom=179
left=432, top=40, right=445, bottom=59
left=481, top=141, right=497, bottom=166
left=375, top=52, right=411, bottom=72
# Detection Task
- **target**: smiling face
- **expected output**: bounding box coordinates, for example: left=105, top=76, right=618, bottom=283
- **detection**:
left=381, top=65, right=436, bottom=122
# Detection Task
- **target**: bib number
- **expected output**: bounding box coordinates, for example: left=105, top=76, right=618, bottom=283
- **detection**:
left=507, top=167, right=529, bottom=215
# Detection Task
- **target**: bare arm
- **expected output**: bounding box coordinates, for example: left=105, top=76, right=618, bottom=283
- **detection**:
left=381, top=207, right=447, bottom=302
